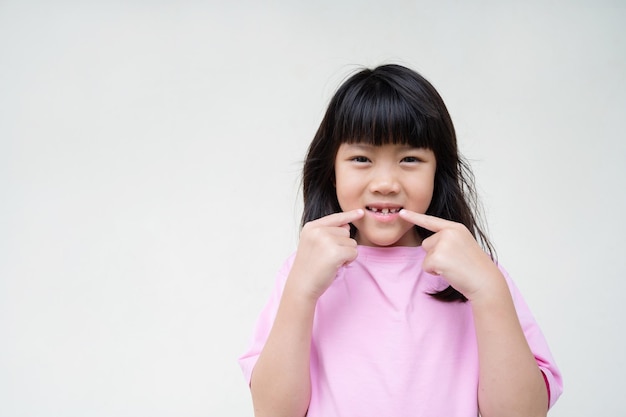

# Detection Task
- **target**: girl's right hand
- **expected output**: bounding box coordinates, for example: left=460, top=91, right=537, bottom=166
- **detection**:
left=287, top=209, right=364, bottom=302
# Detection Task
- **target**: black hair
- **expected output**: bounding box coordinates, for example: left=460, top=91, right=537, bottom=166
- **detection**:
left=301, top=64, right=494, bottom=302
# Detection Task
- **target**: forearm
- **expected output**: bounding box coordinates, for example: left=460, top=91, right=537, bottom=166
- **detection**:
left=249, top=210, right=362, bottom=417
left=250, top=281, right=317, bottom=417
left=471, top=270, right=548, bottom=417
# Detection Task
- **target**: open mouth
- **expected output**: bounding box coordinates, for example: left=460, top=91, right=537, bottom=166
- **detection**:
left=366, top=206, right=402, bottom=215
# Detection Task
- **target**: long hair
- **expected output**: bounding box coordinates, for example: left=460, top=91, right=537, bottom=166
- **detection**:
left=301, top=64, right=494, bottom=302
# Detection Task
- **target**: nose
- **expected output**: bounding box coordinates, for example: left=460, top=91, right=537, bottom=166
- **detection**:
left=368, top=166, right=400, bottom=195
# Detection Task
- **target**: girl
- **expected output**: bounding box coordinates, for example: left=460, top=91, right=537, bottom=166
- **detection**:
left=239, top=64, right=562, bottom=417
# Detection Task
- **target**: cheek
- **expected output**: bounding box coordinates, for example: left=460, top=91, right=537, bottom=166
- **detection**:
left=333, top=169, right=359, bottom=209
left=335, top=184, right=358, bottom=211
left=423, top=180, right=436, bottom=204
left=407, top=178, right=435, bottom=212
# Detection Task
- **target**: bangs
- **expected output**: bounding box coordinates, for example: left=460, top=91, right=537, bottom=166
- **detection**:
left=333, top=76, right=434, bottom=149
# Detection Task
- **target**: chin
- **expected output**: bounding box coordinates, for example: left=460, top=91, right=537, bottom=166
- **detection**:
left=359, top=228, right=419, bottom=247
left=361, top=234, right=405, bottom=247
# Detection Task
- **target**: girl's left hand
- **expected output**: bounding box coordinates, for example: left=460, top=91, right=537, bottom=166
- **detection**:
left=399, top=209, right=501, bottom=301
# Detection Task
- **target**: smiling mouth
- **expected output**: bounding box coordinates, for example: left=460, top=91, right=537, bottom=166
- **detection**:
left=366, top=206, right=402, bottom=215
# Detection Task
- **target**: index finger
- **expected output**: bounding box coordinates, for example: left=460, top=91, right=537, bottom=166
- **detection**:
left=398, top=209, right=453, bottom=233
left=317, top=209, right=364, bottom=227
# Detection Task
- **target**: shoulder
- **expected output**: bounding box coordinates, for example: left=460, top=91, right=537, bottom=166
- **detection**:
left=272, top=251, right=298, bottom=288
left=493, top=262, right=526, bottom=302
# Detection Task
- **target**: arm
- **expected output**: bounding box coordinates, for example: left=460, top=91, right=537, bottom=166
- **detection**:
left=399, top=210, right=548, bottom=417
left=470, top=268, right=548, bottom=417
left=250, top=280, right=316, bottom=417
left=249, top=209, right=364, bottom=417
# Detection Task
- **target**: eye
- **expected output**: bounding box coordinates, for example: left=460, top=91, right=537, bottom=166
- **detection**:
left=351, top=156, right=370, bottom=163
left=401, top=156, right=422, bottom=163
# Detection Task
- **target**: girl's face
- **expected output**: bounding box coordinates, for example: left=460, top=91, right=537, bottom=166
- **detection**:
left=334, top=142, right=436, bottom=247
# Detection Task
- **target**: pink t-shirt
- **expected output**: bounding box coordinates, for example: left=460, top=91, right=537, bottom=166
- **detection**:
left=239, top=245, right=562, bottom=416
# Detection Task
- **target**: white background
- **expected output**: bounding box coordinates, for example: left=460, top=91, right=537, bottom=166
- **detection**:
left=1, top=1, right=625, bottom=416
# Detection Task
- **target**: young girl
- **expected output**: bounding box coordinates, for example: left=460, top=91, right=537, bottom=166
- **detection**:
left=239, top=64, right=562, bottom=417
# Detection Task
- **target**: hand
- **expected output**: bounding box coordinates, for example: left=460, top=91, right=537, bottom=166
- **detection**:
left=399, top=209, right=500, bottom=300
left=288, top=209, right=364, bottom=302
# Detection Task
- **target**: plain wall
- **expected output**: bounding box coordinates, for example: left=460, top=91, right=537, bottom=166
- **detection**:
left=1, top=1, right=625, bottom=416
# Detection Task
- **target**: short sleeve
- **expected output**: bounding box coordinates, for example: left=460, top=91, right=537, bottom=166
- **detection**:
left=499, top=265, right=563, bottom=409
left=238, top=254, right=295, bottom=384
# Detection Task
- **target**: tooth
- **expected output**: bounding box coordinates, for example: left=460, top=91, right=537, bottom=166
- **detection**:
left=382, top=208, right=389, bottom=214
